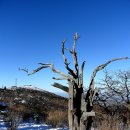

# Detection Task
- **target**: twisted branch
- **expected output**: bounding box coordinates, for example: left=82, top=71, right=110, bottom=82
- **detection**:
left=20, top=63, right=73, bottom=81
left=52, top=82, right=69, bottom=92
left=89, top=57, right=129, bottom=90
left=61, top=33, right=80, bottom=78
left=62, top=40, right=77, bottom=78
left=72, top=33, right=79, bottom=77
left=52, top=77, right=66, bottom=80
left=19, top=68, right=28, bottom=73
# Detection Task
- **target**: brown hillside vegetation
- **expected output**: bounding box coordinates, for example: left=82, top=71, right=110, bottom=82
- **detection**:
left=0, top=86, right=130, bottom=129
left=0, top=87, right=68, bottom=127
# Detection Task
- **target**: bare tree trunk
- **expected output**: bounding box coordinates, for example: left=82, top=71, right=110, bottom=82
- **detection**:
left=68, top=79, right=95, bottom=130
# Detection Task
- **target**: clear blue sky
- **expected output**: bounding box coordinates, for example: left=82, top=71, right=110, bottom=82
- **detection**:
left=0, top=0, right=130, bottom=93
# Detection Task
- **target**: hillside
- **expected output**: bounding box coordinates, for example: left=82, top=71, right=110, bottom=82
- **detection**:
left=0, top=87, right=68, bottom=110
left=0, top=87, right=68, bottom=127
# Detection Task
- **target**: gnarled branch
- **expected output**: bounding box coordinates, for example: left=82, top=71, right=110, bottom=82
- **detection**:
left=52, top=82, right=69, bottom=93
left=62, top=40, right=76, bottom=78
left=21, top=63, right=73, bottom=81
left=61, top=33, right=80, bottom=78
left=72, top=33, right=79, bottom=77
left=81, top=111, right=95, bottom=122
left=52, top=77, right=66, bottom=80
left=19, top=68, right=28, bottom=73
left=89, top=57, right=129, bottom=90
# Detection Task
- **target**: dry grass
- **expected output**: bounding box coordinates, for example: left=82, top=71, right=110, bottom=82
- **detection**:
left=93, top=114, right=129, bottom=130
left=46, top=110, right=68, bottom=127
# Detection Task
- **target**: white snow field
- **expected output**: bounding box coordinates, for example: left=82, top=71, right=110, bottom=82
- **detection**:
left=0, top=120, right=69, bottom=130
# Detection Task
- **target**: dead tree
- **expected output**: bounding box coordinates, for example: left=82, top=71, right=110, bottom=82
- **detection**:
left=20, top=33, right=129, bottom=130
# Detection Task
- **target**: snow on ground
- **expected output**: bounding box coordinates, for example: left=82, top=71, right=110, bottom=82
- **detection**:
left=0, top=120, right=68, bottom=130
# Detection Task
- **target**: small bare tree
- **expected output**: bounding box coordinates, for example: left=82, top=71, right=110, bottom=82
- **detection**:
left=20, top=33, right=129, bottom=130
left=0, top=94, right=23, bottom=130
left=4, top=109, right=22, bottom=130
left=95, top=70, right=130, bottom=130
left=96, top=70, right=130, bottom=112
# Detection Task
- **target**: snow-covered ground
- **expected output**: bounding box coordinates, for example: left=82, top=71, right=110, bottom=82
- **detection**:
left=0, top=120, right=69, bottom=130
